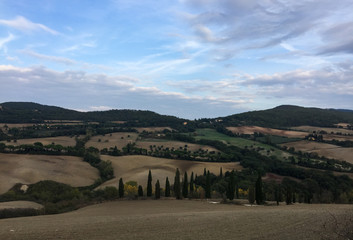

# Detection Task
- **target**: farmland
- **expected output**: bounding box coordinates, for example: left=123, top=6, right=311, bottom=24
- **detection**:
left=0, top=153, right=99, bottom=194
left=0, top=200, right=351, bottom=240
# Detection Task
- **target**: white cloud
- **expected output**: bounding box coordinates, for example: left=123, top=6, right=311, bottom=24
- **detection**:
left=21, top=50, right=76, bottom=65
left=0, top=33, right=15, bottom=50
left=0, top=16, right=59, bottom=35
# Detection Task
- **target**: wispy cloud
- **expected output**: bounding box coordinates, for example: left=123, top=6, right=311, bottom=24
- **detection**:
left=0, top=16, right=59, bottom=35
left=21, top=50, right=76, bottom=65
left=0, top=33, right=15, bottom=50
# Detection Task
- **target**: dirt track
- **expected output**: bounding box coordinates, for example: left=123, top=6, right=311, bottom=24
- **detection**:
left=0, top=200, right=351, bottom=240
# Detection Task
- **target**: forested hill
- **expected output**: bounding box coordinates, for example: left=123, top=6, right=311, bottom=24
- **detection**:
left=0, top=102, right=185, bottom=126
left=219, top=105, right=353, bottom=127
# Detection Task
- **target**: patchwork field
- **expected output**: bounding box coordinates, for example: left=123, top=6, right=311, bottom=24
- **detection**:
left=86, top=132, right=139, bottom=150
left=136, top=140, right=219, bottom=152
left=0, top=136, right=77, bottom=147
left=0, top=153, right=99, bottom=194
left=292, top=126, right=353, bottom=135
left=281, top=141, right=353, bottom=164
left=0, top=200, right=351, bottom=240
left=227, top=126, right=308, bottom=138
left=99, top=155, right=242, bottom=189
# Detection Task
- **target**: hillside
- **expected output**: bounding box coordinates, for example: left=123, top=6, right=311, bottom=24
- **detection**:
left=0, top=102, right=185, bottom=126
left=219, top=105, right=353, bottom=127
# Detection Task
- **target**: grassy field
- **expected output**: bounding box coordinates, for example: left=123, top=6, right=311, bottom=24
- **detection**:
left=281, top=140, right=353, bottom=164
left=86, top=132, right=139, bottom=150
left=0, top=200, right=351, bottom=240
left=99, top=155, right=242, bottom=189
left=194, top=128, right=292, bottom=160
left=0, top=136, right=77, bottom=147
left=0, top=153, right=99, bottom=194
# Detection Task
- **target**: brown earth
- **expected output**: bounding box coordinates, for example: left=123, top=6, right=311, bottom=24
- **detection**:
left=0, top=201, right=43, bottom=210
left=292, top=125, right=353, bottom=135
left=99, top=155, right=242, bottom=188
left=0, top=200, right=351, bottom=240
left=134, top=127, right=173, bottom=133
left=281, top=141, right=353, bottom=164
left=86, top=132, right=139, bottom=150
left=227, top=126, right=307, bottom=138
left=0, top=153, right=99, bottom=194
left=135, top=140, right=219, bottom=152
left=0, top=136, right=77, bottom=147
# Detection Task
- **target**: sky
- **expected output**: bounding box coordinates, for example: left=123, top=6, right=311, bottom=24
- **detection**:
left=0, top=0, right=352, bottom=119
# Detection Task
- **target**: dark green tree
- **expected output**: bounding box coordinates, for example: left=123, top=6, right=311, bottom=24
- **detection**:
left=119, top=178, right=124, bottom=198
left=182, top=171, right=188, bottom=198
left=138, top=185, right=143, bottom=197
left=219, top=167, right=223, bottom=178
left=227, top=171, right=235, bottom=200
left=189, top=172, right=194, bottom=194
left=147, top=170, right=152, bottom=197
left=155, top=180, right=160, bottom=199
left=205, top=170, right=211, bottom=198
left=165, top=177, right=170, bottom=197
left=248, top=186, right=255, bottom=204
left=174, top=168, right=181, bottom=199
left=203, top=168, right=207, bottom=176
left=255, top=173, right=263, bottom=205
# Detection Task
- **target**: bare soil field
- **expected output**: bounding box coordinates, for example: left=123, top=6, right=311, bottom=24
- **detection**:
left=292, top=125, right=353, bottom=135
left=0, top=153, right=99, bottom=194
left=99, top=155, right=242, bottom=188
left=0, top=136, right=77, bottom=147
left=136, top=140, right=219, bottom=152
left=86, top=132, right=139, bottom=150
left=0, top=200, right=351, bottom=240
left=322, top=134, right=353, bottom=141
left=134, top=127, right=173, bottom=133
left=281, top=141, right=353, bottom=164
left=227, top=126, right=308, bottom=138
left=0, top=201, right=43, bottom=210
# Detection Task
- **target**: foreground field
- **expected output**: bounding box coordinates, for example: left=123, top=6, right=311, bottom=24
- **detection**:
left=0, top=153, right=99, bottom=194
left=281, top=141, right=353, bottom=164
left=99, top=155, right=242, bottom=188
left=0, top=200, right=351, bottom=240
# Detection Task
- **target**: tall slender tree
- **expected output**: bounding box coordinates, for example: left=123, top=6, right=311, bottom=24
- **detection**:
left=219, top=167, right=223, bottom=178
left=147, top=170, right=152, bottom=197
left=165, top=177, right=170, bottom=197
left=227, top=171, right=235, bottom=200
left=155, top=180, right=160, bottom=199
left=182, top=171, right=188, bottom=198
left=119, top=178, right=124, bottom=198
left=138, top=185, right=143, bottom=197
left=205, top=170, right=211, bottom=198
left=248, top=186, right=255, bottom=204
left=174, top=168, right=181, bottom=199
left=189, top=172, right=194, bottom=194
left=255, top=173, right=263, bottom=205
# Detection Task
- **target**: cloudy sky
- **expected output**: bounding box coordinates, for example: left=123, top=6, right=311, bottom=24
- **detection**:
left=0, top=0, right=352, bottom=119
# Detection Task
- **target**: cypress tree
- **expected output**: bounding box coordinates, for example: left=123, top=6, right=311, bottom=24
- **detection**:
left=155, top=180, right=160, bottom=199
left=182, top=171, right=188, bottom=198
left=174, top=168, right=181, bottom=199
left=219, top=167, right=223, bottom=178
left=147, top=170, right=152, bottom=197
left=248, top=186, right=255, bottom=204
left=189, top=172, right=194, bottom=194
left=165, top=177, right=170, bottom=197
left=118, top=178, right=124, bottom=198
left=205, top=170, right=211, bottom=198
left=255, top=173, right=263, bottom=205
left=203, top=168, right=206, bottom=176
left=138, top=185, right=143, bottom=197
left=227, top=171, right=235, bottom=200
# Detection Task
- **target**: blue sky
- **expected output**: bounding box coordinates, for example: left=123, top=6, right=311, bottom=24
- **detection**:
left=0, top=0, right=353, bottom=119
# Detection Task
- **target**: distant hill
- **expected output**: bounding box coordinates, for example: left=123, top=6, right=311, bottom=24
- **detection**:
left=0, top=102, right=185, bottom=127
left=219, top=105, right=353, bottom=127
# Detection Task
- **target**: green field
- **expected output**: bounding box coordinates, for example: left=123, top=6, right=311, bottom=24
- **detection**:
left=194, top=129, right=292, bottom=160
